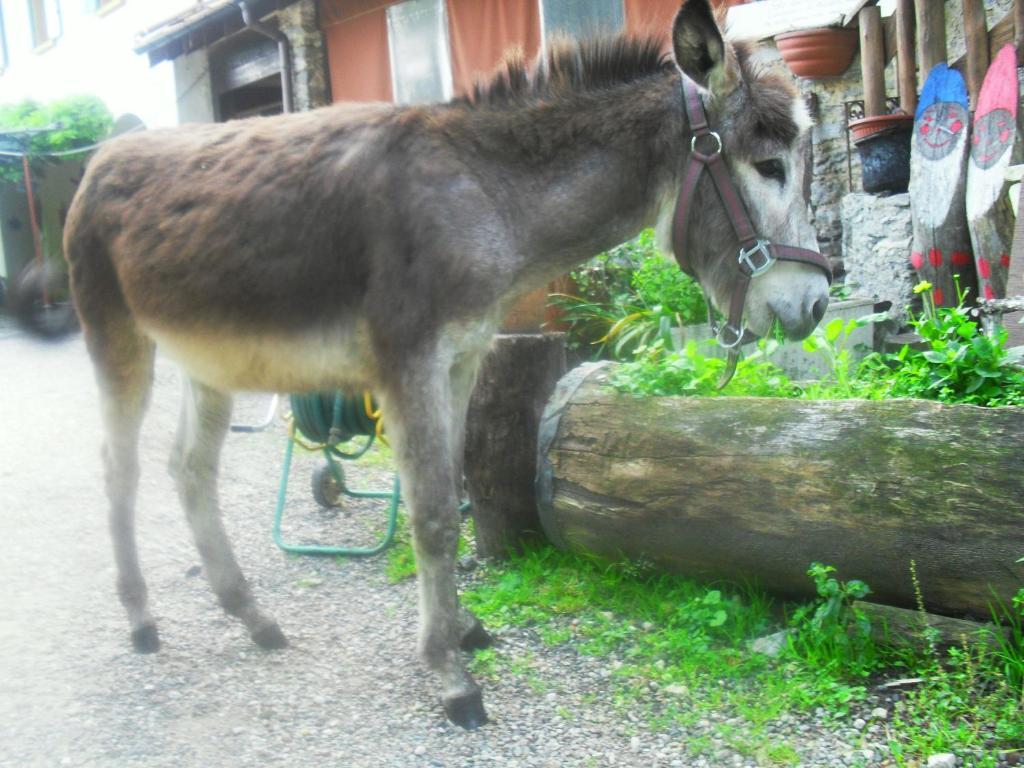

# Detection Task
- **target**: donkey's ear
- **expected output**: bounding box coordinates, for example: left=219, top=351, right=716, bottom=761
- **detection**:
left=672, top=0, right=740, bottom=97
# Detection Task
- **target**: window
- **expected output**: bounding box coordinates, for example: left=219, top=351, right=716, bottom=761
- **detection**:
left=387, top=0, right=453, bottom=105
left=0, top=4, right=8, bottom=73
left=28, top=0, right=61, bottom=50
left=540, top=0, right=623, bottom=39
left=84, top=0, right=123, bottom=16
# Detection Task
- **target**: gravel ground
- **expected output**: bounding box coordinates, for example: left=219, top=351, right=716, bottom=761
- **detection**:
left=0, top=322, right=979, bottom=767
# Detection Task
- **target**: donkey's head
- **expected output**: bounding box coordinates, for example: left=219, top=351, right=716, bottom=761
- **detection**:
left=665, top=0, right=829, bottom=341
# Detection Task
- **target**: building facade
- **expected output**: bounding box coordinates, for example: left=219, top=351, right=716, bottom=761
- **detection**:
left=0, top=0, right=188, bottom=127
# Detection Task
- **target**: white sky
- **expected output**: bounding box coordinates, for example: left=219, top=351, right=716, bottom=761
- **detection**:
left=1, top=0, right=199, bottom=128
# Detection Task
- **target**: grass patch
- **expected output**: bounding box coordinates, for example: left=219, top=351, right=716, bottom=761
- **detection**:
left=461, top=544, right=1024, bottom=765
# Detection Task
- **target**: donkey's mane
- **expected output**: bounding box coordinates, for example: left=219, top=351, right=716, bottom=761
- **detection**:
left=463, top=33, right=674, bottom=107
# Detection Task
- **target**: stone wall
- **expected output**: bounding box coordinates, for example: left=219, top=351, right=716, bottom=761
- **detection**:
left=841, top=192, right=915, bottom=319
left=279, top=0, right=331, bottom=111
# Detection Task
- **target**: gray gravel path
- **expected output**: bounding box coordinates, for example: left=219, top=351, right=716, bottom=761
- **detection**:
left=0, top=323, right=915, bottom=767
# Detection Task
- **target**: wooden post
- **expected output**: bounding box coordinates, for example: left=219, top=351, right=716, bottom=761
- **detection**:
left=908, top=65, right=975, bottom=306
left=464, top=333, right=566, bottom=559
left=859, top=6, right=886, bottom=117
left=1015, top=0, right=1024, bottom=67
left=966, top=45, right=1019, bottom=302
left=915, top=0, right=946, bottom=75
left=1002, top=183, right=1024, bottom=347
left=896, top=0, right=917, bottom=114
left=962, top=0, right=990, bottom=112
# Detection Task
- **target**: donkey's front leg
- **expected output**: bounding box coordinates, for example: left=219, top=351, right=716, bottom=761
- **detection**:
left=385, top=364, right=488, bottom=729
left=449, top=350, right=493, bottom=653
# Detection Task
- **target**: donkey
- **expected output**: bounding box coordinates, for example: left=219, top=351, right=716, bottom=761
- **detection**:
left=66, top=0, right=828, bottom=728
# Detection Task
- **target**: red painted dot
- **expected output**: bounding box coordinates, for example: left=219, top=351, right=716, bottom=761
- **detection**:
left=1000, top=253, right=1011, bottom=268
left=978, top=258, right=991, bottom=279
left=951, top=251, right=972, bottom=266
left=933, top=288, right=944, bottom=305
left=985, top=283, right=996, bottom=300
left=921, top=124, right=931, bottom=134
left=950, top=120, right=963, bottom=133
left=910, top=251, right=924, bottom=269
left=929, top=248, right=942, bottom=267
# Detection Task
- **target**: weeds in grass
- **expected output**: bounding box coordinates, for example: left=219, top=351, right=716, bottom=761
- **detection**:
left=786, top=563, right=876, bottom=677
left=459, top=544, right=1024, bottom=764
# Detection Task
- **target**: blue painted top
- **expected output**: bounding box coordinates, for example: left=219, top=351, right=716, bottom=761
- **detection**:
left=915, top=63, right=968, bottom=121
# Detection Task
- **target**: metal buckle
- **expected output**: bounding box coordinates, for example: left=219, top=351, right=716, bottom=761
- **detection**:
left=690, top=131, right=722, bottom=161
left=716, top=323, right=745, bottom=349
left=738, top=239, right=775, bottom=277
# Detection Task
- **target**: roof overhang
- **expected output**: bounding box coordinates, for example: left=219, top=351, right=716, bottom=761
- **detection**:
left=134, top=0, right=301, bottom=66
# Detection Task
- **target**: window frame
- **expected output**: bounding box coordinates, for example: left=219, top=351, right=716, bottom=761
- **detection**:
left=28, top=0, right=62, bottom=53
left=386, top=0, right=454, bottom=105
left=0, top=3, right=9, bottom=74
left=537, top=0, right=625, bottom=50
left=84, top=0, right=124, bottom=17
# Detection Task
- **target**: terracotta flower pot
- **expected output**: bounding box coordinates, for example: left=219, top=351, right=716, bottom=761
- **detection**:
left=848, top=113, right=914, bottom=144
left=774, top=27, right=858, bottom=78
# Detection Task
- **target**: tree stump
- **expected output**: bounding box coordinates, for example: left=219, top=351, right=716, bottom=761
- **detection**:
left=537, top=363, right=1024, bottom=620
left=465, top=333, right=566, bottom=559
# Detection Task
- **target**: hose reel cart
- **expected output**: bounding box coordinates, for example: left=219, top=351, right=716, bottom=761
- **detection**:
left=274, top=390, right=400, bottom=557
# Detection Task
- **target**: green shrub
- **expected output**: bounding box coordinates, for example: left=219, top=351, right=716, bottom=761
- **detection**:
left=552, top=230, right=707, bottom=360
left=0, top=95, right=113, bottom=182
left=610, top=283, right=1024, bottom=408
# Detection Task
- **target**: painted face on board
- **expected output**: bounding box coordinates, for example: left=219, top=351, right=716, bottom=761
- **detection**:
left=971, top=107, right=1014, bottom=169
left=915, top=102, right=968, bottom=160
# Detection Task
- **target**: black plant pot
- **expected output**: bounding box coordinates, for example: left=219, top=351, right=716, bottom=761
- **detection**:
left=851, top=118, right=913, bottom=194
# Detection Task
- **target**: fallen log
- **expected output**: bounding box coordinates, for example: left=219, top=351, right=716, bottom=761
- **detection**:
left=537, top=363, right=1024, bottom=620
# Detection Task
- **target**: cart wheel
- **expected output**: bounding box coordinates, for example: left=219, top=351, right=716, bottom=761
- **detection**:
left=312, top=465, right=344, bottom=508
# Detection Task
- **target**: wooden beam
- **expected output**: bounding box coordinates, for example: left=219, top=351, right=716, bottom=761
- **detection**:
left=962, top=0, right=990, bottom=111
left=896, top=0, right=917, bottom=113
left=860, top=5, right=887, bottom=117
left=915, top=0, right=947, bottom=74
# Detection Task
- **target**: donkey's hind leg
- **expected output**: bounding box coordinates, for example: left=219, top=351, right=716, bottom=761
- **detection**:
left=172, top=377, right=287, bottom=649
left=86, top=316, right=160, bottom=652
left=384, top=360, right=488, bottom=729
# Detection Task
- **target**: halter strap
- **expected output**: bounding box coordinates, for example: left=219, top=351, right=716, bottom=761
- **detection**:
left=671, top=76, right=832, bottom=387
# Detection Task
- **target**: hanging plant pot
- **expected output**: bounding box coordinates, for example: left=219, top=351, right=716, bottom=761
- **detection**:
left=774, top=27, right=858, bottom=78
left=849, top=114, right=914, bottom=194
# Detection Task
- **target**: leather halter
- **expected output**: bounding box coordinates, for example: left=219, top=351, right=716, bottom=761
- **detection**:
left=671, top=76, right=833, bottom=387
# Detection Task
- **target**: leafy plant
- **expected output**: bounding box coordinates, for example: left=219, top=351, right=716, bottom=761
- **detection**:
left=988, top=557, right=1024, bottom=701
left=552, top=230, right=707, bottom=360
left=787, top=563, right=876, bottom=676
left=797, top=312, right=888, bottom=397
left=0, top=96, right=113, bottom=182
left=611, top=339, right=797, bottom=397
left=856, top=282, right=1024, bottom=407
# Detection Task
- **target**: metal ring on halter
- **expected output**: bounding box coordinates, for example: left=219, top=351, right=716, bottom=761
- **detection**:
left=716, top=322, right=745, bottom=349
left=690, top=131, right=722, bottom=160
left=738, top=239, right=775, bottom=277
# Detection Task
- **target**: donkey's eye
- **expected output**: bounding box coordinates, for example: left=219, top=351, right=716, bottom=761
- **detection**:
left=754, top=159, right=786, bottom=184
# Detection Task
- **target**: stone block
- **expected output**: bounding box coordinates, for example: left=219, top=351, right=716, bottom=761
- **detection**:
left=841, top=192, right=915, bottom=321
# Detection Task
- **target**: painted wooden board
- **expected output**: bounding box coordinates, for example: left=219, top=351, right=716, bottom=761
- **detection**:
left=966, top=44, right=1019, bottom=302
left=908, top=64, right=975, bottom=306
left=1005, top=181, right=1024, bottom=347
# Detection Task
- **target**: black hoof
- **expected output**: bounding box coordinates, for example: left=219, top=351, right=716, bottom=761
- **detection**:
left=252, top=622, right=289, bottom=650
left=443, top=690, right=489, bottom=730
left=131, top=624, right=161, bottom=653
left=460, top=619, right=493, bottom=652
